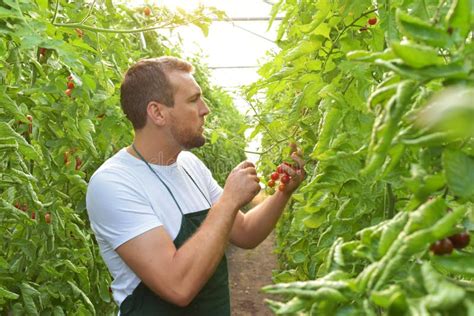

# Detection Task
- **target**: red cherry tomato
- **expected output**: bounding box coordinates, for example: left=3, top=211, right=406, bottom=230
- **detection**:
left=276, top=165, right=284, bottom=174
left=67, top=81, right=75, bottom=89
left=75, top=157, right=82, bottom=170
left=281, top=174, right=290, bottom=184
left=278, top=183, right=286, bottom=192
left=271, top=172, right=279, bottom=181
left=144, top=7, right=151, bottom=16
left=75, top=28, right=84, bottom=38
left=65, top=88, right=72, bottom=97
left=430, top=238, right=453, bottom=255
left=268, top=179, right=275, bottom=188
left=449, top=232, right=470, bottom=249
left=368, top=17, right=377, bottom=25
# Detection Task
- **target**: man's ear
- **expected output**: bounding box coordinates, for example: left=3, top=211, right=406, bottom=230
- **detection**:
left=146, top=101, right=169, bottom=126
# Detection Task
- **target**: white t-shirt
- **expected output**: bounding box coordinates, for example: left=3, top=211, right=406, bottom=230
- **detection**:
left=86, top=148, right=223, bottom=307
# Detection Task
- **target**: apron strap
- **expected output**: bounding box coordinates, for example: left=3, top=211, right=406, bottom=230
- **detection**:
left=132, top=145, right=212, bottom=214
left=132, top=144, right=185, bottom=216
left=181, top=166, right=212, bottom=208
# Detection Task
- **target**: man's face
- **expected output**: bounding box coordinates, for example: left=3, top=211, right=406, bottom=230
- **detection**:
left=167, top=71, right=210, bottom=150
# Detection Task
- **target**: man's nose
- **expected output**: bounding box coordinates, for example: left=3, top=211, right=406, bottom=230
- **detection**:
left=199, top=99, right=210, bottom=116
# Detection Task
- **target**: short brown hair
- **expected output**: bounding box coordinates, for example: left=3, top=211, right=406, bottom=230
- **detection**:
left=120, top=56, right=194, bottom=130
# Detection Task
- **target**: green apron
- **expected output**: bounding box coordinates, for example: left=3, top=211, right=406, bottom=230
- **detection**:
left=120, top=145, right=230, bottom=315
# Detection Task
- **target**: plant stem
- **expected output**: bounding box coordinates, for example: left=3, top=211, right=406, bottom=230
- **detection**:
left=246, top=100, right=280, bottom=143
left=322, top=8, right=378, bottom=72
left=51, top=0, right=202, bottom=34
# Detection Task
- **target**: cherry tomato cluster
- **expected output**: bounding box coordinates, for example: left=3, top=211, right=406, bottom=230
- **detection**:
left=64, top=148, right=82, bottom=171
left=267, top=162, right=293, bottom=192
left=65, top=75, right=75, bottom=97
left=430, top=231, right=470, bottom=255
left=14, top=202, right=52, bottom=223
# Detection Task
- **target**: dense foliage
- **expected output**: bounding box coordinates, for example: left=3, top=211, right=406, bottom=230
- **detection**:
left=247, top=0, right=474, bottom=314
left=0, top=0, right=245, bottom=314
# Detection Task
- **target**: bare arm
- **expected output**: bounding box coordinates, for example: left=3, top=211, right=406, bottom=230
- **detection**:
left=115, top=161, right=260, bottom=307
left=230, top=150, right=306, bottom=249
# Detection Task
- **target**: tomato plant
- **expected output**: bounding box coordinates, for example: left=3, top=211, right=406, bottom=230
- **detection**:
left=247, top=0, right=474, bottom=314
left=0, top=0, right=244, bottom=314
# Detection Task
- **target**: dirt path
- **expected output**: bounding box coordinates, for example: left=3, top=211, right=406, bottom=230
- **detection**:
left=226, top=232, right=278, bottom=316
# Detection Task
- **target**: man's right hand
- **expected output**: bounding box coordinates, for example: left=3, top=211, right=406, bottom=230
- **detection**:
left=221, top=161, right=261, bottom=210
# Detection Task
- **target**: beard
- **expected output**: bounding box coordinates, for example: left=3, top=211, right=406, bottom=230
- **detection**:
left=170, top=122, right=206, bottom=150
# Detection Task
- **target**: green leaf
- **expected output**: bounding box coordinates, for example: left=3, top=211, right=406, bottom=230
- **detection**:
left=446, top=0, right=472, bottom=40
left=421, top=262, right=465, bottom=309
left=276, top=296, right=307, bottom=314
left=416, top=87, right=474, bottom=138
left=35, top=0, right=49, bottom=10
left=303, top=212, right=326, bottom=229
left=20, top=283, right=39, bottom=316
left=0, top=286, right=19, bottom=300
left=396, top=9, right=451, bottom=47
left=285, top=37, right=324, bottom=61
left=67, top=281, right=96, bottom=315
left=78, top=118, right=98, bottom=157
left=0, top=123, right=41, bottom=160
left=346, top=49, right=395, bottom=62
left=299, top=0, right=331, bottom=33
left=443, top=150, right=474, bottom=200
left=432, top=253, right=474, bottom=278
left=391, top=41, right=444, bottom=68
left=53, top=306, right=66, bottom=316
left=370, top=284, right=404, bottom=308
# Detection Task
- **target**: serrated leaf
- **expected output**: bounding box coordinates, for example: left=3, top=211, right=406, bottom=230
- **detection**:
left=396, top=9, right=451, bottom=47
left=391, top=41, right=444, bottom=68
left=0, top=123, right=41, bottom=160
left=0, top=286, right=19, bottom=300
left=303, top=212, right=326, bottom=229
left=443, top=150, right=474, bottom=200
left=20, top=283, right=39, bottom=316
left=67, top=281, right=96, bottom=315
left=432, top=253, right=474, bottom=277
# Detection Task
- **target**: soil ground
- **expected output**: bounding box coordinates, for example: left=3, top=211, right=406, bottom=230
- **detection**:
left=226, top=232, right=278, bottom=316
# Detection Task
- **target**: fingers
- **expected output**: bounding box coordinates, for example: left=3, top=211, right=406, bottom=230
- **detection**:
left=253, top=183, right=262, bottom=195
left=291, top=151, right=305, bottom=170
left=236, top=161, right=255, bottom=170
left=289, top=142, right=297, bottom=154
left=281, top=164, right=297, bottom=177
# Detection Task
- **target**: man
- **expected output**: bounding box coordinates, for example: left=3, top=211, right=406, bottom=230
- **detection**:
left=86, top=56, right=305, bottom=315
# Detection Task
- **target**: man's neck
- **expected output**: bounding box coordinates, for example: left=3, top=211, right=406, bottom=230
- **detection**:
left=127, top=130, right=181, bottom=166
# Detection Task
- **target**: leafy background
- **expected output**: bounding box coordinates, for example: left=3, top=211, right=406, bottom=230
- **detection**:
left=0, top=0, right=246, bottom=314
left=246, top=0, right=474, bottom=314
